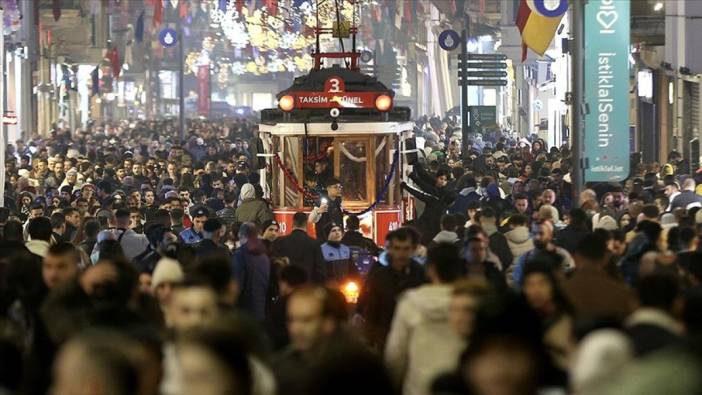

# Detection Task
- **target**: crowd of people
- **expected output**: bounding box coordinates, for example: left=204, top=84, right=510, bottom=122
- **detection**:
left=1, top=117, right=702, bottom=395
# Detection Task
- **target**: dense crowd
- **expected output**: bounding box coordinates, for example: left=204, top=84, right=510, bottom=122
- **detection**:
left=1, top=117, right=702, bottom=395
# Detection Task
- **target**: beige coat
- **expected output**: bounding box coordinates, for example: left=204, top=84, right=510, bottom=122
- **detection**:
left=385, top=285, right=467, bottom=395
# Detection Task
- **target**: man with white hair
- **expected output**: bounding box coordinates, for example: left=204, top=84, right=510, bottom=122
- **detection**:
left=671, top=178, right=702, bottom=210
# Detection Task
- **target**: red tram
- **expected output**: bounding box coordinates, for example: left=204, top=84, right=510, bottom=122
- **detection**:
left=256, top=2, right=414, bottom=244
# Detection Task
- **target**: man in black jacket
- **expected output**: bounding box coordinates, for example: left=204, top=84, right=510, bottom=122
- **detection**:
left=358, top=227, right=426, bottom=351
left=309, top=178, right=344, bottom=241
left=134, top=223, right=178, bottom=274
left=671, top=178, right=702, bottom=210
left=194, top=218, right=230, bottom=259
left=340, top=215, right=380, bottom=256
left=555, top=208, right=590, bottom=254
left=401, top=164, right=455, bottom=246
left=272, top=212, right=326, bottom=283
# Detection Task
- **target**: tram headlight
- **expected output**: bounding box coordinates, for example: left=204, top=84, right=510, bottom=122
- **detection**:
left=279, top=95, right=295, bottom=112
left=375, top=94, right=393, bottom=112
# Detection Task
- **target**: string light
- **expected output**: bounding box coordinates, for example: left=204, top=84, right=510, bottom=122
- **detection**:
left=206, top=0, right=360, bottom=75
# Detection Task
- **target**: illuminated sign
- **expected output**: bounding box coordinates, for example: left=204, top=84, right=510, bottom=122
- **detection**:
left=292, top=76, right=384, bottom=109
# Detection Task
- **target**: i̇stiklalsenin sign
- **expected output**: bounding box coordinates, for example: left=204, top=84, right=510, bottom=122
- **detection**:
left=584, top=0, right=630, bottom=182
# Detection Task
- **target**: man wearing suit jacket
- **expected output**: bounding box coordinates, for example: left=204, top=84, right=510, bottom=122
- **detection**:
left=272, top=212, right=326, bottom=283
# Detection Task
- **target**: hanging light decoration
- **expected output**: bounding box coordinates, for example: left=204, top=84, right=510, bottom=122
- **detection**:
left=231, top=62, right=246, bottom=75
left=206, top=0, right=359, bottom=76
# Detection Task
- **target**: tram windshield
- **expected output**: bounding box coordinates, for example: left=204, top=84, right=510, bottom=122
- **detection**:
left=338, top=140, right=368, bottom=202
left=286, top=135, right=396, bottom=208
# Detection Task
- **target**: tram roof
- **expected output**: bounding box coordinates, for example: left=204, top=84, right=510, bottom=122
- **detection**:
left=276, top=64, right=393, bottom=99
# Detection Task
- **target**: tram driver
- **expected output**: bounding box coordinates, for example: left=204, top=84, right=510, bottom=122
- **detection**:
left=309, top=177, right=344, bottom=241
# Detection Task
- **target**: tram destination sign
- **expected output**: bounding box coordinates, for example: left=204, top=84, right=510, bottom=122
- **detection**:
left=289, top=76, right=388, bottom=109
left=292, top=91, right=379, bottom=109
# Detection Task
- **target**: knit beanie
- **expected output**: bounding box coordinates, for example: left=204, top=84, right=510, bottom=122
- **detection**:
left=151, top=258, right=184, bottom=291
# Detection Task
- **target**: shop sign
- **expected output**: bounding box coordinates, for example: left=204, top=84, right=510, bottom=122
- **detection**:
left=584, top=0, right=630, bottom=181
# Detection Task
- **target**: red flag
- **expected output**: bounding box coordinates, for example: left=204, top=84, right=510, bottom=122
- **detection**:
left=153, top=0, right=163, bottom=27
left=52, top=0, right=61, bottom=21
left=179, top=0, right=188, bottom=19
left=403, top=0, right=411, bottom=22
left=236, top=0, right=244, bottom=13
left=107, top=47, right=121, bottom=78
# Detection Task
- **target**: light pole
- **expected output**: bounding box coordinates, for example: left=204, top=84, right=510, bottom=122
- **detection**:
left=178, top=15, right=185, bottom=143
left=460, top=14, right=470, bottom=161
left=571, top=0, right=585, bottom=198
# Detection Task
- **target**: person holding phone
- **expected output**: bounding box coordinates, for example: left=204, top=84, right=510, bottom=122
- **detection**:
left=309, top=177, right=344, bottom=241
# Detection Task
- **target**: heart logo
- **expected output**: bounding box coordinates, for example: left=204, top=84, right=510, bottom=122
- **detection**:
left=597, top=10, right=619, bottom=31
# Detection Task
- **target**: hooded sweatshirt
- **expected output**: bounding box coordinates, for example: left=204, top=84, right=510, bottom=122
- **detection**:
left=385, top=284, right=466, bottom=395
left=505, top=226, right=534, bottom=264
left=235, top=183, right=274, bottom=226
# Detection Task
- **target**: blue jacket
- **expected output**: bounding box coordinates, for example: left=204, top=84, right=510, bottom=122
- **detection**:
left=179, top=227, right=203, bottom=245
left=450, top=187, right=481, bottom=215
left=321, top=242, right=359, bottom=283
left=232, top=240, right=271, bottom=321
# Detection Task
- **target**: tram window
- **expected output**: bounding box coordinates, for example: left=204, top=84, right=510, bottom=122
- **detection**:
left=375, top=136, right=389, bottom=205
left=339, top=141, right=368, bottom=202
left=283, top=136, right=303, bottom=207
left=303, top=137, right=334, bottom=206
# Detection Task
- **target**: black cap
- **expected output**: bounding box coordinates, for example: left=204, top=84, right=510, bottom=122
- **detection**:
left=192, top=207, right=209, bottom=218
left=324, top=222, right=342, bottom=237
left=260, top=219, right=279, bottom=233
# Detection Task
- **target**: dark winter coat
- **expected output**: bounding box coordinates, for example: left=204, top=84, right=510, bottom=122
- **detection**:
left=555, top=225, right=589, bottom=255
left=358, top=259, right=426, bottom=350
left=232, top=240, right=271, bottom=321
left=449, top=187, right=481, bottom=215
left=272, top=229, right=327, bottom=283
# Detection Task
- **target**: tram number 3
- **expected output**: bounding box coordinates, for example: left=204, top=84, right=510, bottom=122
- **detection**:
left=325, top=76, right=346, bottom=93
left=329, top=78, right=341, bottom=92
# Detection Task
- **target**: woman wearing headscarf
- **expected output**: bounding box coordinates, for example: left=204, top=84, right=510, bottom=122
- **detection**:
left=234, top=183, right=274, bottom=227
